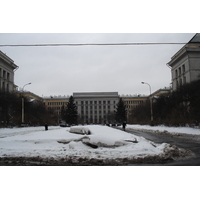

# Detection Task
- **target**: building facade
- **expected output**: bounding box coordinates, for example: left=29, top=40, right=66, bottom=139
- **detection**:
left=73, top=92, right=119, bottom=124
left=121, top=95, right=147, bottom=118
left=0, top=51, right=19, bottom=92
left=167, top=33, right=200, bottom=91
left=43, top=96, right=69, bottom=116
left=40, top=89, right=171, bottom=124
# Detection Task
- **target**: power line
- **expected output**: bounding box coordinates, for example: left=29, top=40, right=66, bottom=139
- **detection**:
left=0, top=42, right=187, bottom=47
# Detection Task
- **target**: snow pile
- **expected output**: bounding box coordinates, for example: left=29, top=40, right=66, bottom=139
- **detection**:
left=0, top=125, right=194, bottom=165
left=127, top=124, right=200, bottom=135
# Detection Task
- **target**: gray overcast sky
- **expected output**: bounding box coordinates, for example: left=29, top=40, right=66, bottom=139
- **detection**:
left=0, top=33, right=195, bottom=97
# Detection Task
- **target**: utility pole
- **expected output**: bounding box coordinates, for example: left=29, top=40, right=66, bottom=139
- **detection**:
left=141, top=82, right=153, bottom=124
left=22, top=83, right=31, bottom=125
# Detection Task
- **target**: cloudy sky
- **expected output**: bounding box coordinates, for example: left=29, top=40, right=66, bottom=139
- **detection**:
left=1, top=33, right=197, bottom=97
left=0, top=33, right=195, bottom=97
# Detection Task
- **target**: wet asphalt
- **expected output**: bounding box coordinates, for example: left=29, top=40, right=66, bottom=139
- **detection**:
left=125, top=128, right=200, bottom=166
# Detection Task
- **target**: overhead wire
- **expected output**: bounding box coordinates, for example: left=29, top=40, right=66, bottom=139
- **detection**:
left=0, top=43, right=187, bottom=47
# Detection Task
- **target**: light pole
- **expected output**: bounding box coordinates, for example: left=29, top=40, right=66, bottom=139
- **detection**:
left=141, top=82, right=153, bottom=124
left=22, top=83, right=31, bottom=124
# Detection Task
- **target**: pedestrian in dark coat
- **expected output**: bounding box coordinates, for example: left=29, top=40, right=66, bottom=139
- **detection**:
left=45, top=123, right=48, bottom=131
left=122, top=121, right=126, bottom=131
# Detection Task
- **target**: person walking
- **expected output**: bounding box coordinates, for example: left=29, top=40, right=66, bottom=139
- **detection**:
left=45, top=123, right=48, bottom=131
left=122, top=121, right=126, bottom=131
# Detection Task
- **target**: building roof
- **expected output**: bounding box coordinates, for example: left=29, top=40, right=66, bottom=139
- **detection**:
left=0, top=50, right=19, bottom=70
left=167, top=33, right=200, bottom=66
left=189, top=33, right=200, bottom=43
left=73, top=92, right=119, bottom=98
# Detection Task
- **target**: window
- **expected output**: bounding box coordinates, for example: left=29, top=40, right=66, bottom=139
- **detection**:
left=3, top=70, right=6, bottom=78
left=175, top=70, right=178, bottom=78
left=179, top=67, right=181, bottom=76
left=182, top=64, right=185, bottom=73
left=7, top=73, right=10, bottom=81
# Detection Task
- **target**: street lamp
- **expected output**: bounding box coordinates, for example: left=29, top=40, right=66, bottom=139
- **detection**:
left=22, top=83, right=31, bottom=124
left=141, top=82, right=153, bottom=124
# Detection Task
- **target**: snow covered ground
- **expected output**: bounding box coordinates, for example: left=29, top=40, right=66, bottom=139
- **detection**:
left=0, top=124, right=194, bottom=165
left=127, top=124, right=200, bottom=136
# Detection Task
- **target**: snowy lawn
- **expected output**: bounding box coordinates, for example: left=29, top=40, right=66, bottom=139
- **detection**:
left=0, top=125, right=194, bottom=165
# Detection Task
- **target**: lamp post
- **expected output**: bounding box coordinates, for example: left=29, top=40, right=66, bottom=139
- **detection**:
left=141, top=82, right=153, bottom=124
left=22, top=83, right=31, bottom=124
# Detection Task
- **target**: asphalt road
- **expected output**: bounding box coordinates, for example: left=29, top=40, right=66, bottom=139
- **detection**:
left=126, top=128, right=200, bottom=166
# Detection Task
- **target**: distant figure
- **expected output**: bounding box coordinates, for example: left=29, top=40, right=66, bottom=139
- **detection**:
left=122, top=121, right=126, bottom=131
left=45, top=123, right=48, bottom=131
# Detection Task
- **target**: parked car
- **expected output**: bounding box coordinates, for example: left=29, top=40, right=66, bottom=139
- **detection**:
left=60, top=122, right=70, bottom=127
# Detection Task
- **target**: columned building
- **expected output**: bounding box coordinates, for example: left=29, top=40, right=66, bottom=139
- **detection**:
left=0, top=51, right=19, bottom=92
left=73, top=92, right=119, bottom=124
left=167, top=33, right=200, bottom=91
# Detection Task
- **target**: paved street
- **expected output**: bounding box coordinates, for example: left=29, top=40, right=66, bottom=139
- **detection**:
left=126, top=128, right=200, bottom=166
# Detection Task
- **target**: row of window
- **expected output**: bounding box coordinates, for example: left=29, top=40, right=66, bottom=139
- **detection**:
left=81, top=105, right=114, bottom=110
left=0, top=81, right=9, bottom=91
left=80, top=100, right=115, bottom=105
left=175, top=64, right=185, bottom=78
left=125, top=100, right=144, bottom=105
left=47, top=100, right=145, bottom=107
left=176, top=76, right=186, bottom=88
left=47, top=102, right=66, bottom=106
left=126, top=104, right=142, bottom=109
left=174, top=64, right=187, bottom=89
left=81, top=110, right=112, bottom=115
left=0, top=68, right=10, bottom=81
left=81, top=115, right=111, bottom=120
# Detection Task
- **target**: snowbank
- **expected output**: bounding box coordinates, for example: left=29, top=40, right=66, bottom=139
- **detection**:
left=127, top=124, right=200, bottom=135
left=0, top=125, right=194, bottom=165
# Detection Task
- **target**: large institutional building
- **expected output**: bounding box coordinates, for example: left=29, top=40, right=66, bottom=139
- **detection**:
left=167, top=33, right=200, bottom=91
left=73, top=92, right=119, bottom=124
left=42, top=90, right=169, bottom=124
left=0, top=50, right=19, bottom=92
